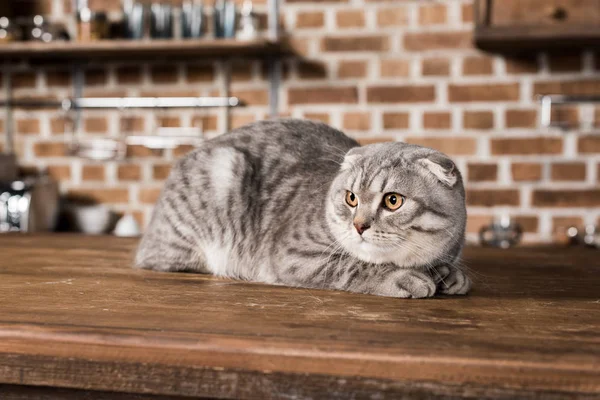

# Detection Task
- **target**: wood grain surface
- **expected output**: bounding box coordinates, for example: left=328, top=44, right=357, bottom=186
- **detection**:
left=0, top=234, right=599, bottom=399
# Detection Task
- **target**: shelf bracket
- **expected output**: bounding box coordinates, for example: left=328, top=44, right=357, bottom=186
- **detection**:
left=268, top=58, right=281, bottom=117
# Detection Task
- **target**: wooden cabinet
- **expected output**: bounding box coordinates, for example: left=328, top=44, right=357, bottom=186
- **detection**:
left=475, top=0, right=600, bottom=52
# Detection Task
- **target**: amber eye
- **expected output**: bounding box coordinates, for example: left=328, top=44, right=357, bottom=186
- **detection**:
left=345, top=191, right=358, bottom=207
left=383, top=193, right=404, bottom=211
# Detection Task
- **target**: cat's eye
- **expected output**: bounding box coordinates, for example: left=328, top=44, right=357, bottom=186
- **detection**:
left=382, top=193, right=404, bottom=211
left=345, top=191, right=358, bottom=207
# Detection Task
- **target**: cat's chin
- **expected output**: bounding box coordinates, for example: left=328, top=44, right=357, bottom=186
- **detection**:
left=341, top=235, right=419, bottom=267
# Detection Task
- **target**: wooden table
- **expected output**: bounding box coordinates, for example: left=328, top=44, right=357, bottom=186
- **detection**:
left=0, top=234, right=599, bottom=399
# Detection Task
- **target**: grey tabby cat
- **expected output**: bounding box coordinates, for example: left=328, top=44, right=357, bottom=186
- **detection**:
left=135, top=119, right=471, bottom=298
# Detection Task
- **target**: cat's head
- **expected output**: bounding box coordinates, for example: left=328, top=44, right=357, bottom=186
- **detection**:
left=326, top=142, right=466, bottom=267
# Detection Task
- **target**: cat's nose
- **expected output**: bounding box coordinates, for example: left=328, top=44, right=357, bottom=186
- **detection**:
left=354, top=222, right=370, bottom=235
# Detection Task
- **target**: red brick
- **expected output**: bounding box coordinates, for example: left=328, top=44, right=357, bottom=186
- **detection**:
left=151, top=65, right=179, bottom=84
left=368, top=85, right=435, bottom=103
left=191, top=115, right=218, bottom=132
left=231, top=89, right=269, bottom=105
left=118, top=164, right=142, bottom=181
left=139, top=188, right=162, bottom=204
left=288, top=86, right=358, bottom=104
left=462, top=56, right=493, bottom=75
left=533, top=190, right=600, bottom=207
left=466, top=215, right=492, bottom=234
left=322, top=36, right=389, bottom=52
left=421, top=58, right=450, bottom=76
left=419, top=3, right=447, bottom=25
left=551, top=162, right=587, bottom=181
left=383, top=112, right=409, bottom=130
left=152, top=164, right=172, bottom=180
left=16, top=118, right=40, bottom=135
left=343, top=112, right=371, bottom=130
left=463, top=111, right=494, bottom=130
left=511, top=163, right=542, bottom=182
left=85, top=68, right=106, bottom=85
left=506, top=109, right=537, bottom=128
left=491, top=137, right=563, bottom=155
left=231, top=63, right=252, bottom=82
left=467, top=189, right=520, bottom=207
left=405, top=137, right=476, bottom=155
left=84, top=117, right=108, bottom=134
left=68, top=188, right=129, bottom=204
left=404, top=31, right=471, bottom=51
left=173, top=145, right=196, bottom=157
left=82, top=165, right=105, bottom=181
left=116, top=66, right=142, bottom=84
left=336, top=10, right=365, bottom=28
left=297, top=11, right=325, bottom=28
left=514, top=216, right=539, bottom=233
left=505, top=58, right=538, bottom=74
left=126, top=145, right=163, bottom=158
left=50, top=117, right=69, bottom=135
left=423, top=112, right=451, bottom=129
left=449, top=83, right=519, bottom=102
left=377, top=7, right=409, bottom=27
left=186, top=64, right=214, bottom=82
left=468, top=163, right=498, bottom=182
left=578, top=136, right=600, bottom=153
left=12, top=72, right=37, bottom=89
left=533, top=79, right=600, bottom=97
left=462, top=3, right=473, bottom=22
left=380, top=59, right=410, bottom=77
left=229, top=114, right=256, bottom=129
left=46, top=70, right=71, bottom=87
left=548, top=53, right=582, bottom=73
left=338, top=61, right=367, bottom=78
left=357, top=137, right=394, bottom=145
left=46, top=165, right=71, bottom=180
left=297, top=61, right=328, bottom=80
left=304, top=113, right=330, bottom=124
left=120, top=116, right=145, bottom=132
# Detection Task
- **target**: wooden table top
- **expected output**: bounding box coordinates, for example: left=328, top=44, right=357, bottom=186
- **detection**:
left=0, top=234, right=599, bottom=400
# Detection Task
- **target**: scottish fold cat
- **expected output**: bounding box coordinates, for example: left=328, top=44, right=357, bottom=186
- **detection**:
left=135, top=119, right=470, bottom=298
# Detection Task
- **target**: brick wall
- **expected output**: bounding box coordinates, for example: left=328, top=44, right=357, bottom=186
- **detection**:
left=2, top=0, right=600, bottom=243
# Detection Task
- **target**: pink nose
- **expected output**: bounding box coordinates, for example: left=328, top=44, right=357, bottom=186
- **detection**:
left=354, top=223, right=370, bottom=235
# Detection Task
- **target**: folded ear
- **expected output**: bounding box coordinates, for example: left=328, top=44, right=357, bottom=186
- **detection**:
left=416, top=153, right=457, bottom=187
left=341, top=146, right=365, bottom=171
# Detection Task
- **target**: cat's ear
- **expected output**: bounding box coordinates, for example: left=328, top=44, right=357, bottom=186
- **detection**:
left=417, top=153, right=458, bottom=187
left=341, top=147, right=365, bottom=171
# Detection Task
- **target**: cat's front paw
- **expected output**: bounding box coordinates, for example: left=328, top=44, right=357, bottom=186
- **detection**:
left=436, top=267, right=471, bottom=295
left=391, top=270, right=436, bottom=299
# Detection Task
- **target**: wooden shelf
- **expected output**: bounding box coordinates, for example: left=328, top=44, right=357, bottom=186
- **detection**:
left=0, top=38, right=285, bottom=62
left=475, top=24, right=600, bottom=53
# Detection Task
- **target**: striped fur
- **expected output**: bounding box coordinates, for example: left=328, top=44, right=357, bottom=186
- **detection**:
left=135, top=119, right=470, bottom=298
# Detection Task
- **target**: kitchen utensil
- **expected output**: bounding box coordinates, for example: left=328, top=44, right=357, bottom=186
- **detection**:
left=123, top=0, right=146, bottom=39
left=113, top=213, right=141, bottom=237
left=213, top=0, right=235, bottom=38
left=181, top=0, right=204, bottom=38
left=583, top=225, right=600, bottom=248
left=69, top=204, right=113, bottom=235
left=237, top=0, right=258, bottom=40
left=0, top=16, right=21, bottom=42
left=0, top=176, right=59, bottom=233
left=479, top=216, right=523, bottom=249
left=150, top=2, right=173, bottom=39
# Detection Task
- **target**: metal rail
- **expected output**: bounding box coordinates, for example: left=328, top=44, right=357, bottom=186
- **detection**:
left=0, top=96, right=241, bottom=110
left=539, top=94, right=600, bottom=128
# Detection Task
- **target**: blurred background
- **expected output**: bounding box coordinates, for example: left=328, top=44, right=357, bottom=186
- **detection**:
left=1, top=0, right=599, bottom=247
